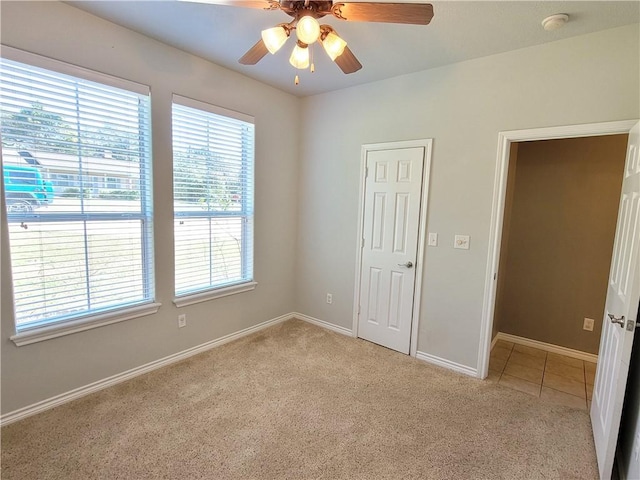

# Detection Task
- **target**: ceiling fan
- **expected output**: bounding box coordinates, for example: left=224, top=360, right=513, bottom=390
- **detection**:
left=183, top=0, right=434, bottom=82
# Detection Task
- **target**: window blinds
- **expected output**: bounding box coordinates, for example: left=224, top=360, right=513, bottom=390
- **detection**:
left=0, top=53, right=154, bottom=331
left=172, top=95, right=254, bottom=297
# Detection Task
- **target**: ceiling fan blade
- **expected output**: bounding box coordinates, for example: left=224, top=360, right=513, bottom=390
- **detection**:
left=335, top=46, right=362, bottom=74
left=331, top=2, right=434, bottom=25
left=179, top=0, right=278, bottom=10
left=239, top=39, right=269, bottom=65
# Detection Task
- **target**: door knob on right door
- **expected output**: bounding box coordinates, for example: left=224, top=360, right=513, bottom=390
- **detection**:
left=608, top=313, right=625, bottom=327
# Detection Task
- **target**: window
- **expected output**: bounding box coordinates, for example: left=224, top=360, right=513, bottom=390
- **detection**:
left=1, top=48, right=156, bottom=341
left=172, top=95, right=254, bottom=304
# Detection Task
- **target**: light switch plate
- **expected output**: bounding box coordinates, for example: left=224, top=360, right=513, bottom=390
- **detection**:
left=428, top=232, right=438, bottom=246
left=454, top=235, right=470, bottom=250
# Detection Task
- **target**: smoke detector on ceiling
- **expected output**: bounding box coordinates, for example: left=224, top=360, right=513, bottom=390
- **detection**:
left=542, top=14, right=569, bottom=31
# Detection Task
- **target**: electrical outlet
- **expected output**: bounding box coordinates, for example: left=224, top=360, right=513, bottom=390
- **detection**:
left=454, top=235, right=470, bottom=250
left=178, top=314, right=187, bottom=328
left=326, top=293, right=333, bottom=304
left=583, top=318, right=594, bottom=331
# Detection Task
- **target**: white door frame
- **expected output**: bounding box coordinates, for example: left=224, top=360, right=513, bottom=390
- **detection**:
left=352, top=138, right=433, bottom=357
left=478, top=120, right=639, bottom=378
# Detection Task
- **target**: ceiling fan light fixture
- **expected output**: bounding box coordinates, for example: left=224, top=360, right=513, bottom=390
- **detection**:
left=321, top=31, right=347, bottom=61
left=296, top=15, right=321, bottom=44
left=261, top=25, right=289, bottom=54
left=289, top=42, right=310, bottom=69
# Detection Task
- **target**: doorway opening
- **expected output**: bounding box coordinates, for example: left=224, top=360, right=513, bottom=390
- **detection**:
left=487, top=134, right=628, bottom=406
left=479, top=119, right=640, bottom=479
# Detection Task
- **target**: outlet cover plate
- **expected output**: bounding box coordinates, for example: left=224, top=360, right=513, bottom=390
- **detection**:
left=454, top=235, right=470, bottom=250
left=428, top=232, right=438, bottom=246
left=583, top=318, right=595, bottom=331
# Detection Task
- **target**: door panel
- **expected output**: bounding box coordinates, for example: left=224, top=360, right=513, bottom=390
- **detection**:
left=358, top=147, right=425, bottom=354
left=592, top=122, right=640, bottom=479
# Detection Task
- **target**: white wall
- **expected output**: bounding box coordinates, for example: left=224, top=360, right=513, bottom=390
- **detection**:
left=296, top=24, right=640, bottom=370
left=0, top=1, right=300, bottom=414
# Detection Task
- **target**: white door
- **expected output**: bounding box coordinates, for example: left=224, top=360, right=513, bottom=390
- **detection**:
left=592, top=122, right=640, bottom=479
left=357, top=146, right=425, bottom=354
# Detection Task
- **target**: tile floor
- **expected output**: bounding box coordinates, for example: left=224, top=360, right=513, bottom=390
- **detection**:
left=489, top=340, right=596, bottom=411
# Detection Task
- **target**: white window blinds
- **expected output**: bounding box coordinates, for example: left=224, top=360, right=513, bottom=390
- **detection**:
left=172, top=95, right=254, bottom=297
left=1, top=51, right=154, bottom=331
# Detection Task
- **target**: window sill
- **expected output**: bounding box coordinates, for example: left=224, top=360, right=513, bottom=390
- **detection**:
left=10, top=302, right=162, bottom=347
left=173, top=281, right=257, bottom=308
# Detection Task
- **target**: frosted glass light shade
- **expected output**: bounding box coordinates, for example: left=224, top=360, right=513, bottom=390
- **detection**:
left=322, top=31, right=347, bottom=61
left=262, top=26, right=288, bottom=54
left=289, top=44, right=310, bottom=69
left=296, top=16, right=320, bottom=44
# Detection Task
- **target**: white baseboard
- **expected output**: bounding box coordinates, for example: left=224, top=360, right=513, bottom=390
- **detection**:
left=496, top=332, right=598, bottom=363
left=0, top=313, right=294, bottom=427
left=292, top=312, right=353, bottom=336
left=490, top=335, right=500, bottom=351
left=415, top=351, right=478, bottom=378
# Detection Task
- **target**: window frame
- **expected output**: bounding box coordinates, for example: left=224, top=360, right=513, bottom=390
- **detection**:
left=1, top=46, right=160, bottom=346
left=171, top=94, right=256, bottom=307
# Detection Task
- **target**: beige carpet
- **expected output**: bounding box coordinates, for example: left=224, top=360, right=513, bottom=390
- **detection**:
left=2, top=319, right=598, bottom=479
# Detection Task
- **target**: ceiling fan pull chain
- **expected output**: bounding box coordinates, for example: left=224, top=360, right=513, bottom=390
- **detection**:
left=294, top=75, right=300, bottom=85
left=310, top=45, right=315, bottom=73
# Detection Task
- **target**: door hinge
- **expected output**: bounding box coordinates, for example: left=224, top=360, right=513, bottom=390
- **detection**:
left=365, top=167, right=369, bottom=178
left=358, top=305, right=361, bottom=314
left=493, top=273, right=497, bottom=280
left=362, top=238, right=365, bottom=248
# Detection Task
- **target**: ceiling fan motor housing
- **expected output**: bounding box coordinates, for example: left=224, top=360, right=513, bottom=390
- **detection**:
left=279, top=1, right=333, bottom=19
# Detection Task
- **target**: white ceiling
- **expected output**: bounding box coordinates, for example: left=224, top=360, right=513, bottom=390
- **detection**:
left=67, top=1, right=640, bottom=97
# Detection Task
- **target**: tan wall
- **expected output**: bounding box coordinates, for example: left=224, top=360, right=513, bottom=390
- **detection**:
left=494, top=135, right=628, bottom=354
